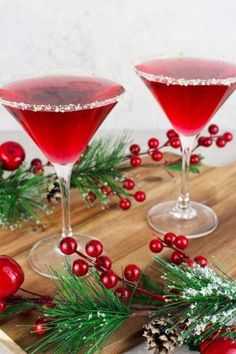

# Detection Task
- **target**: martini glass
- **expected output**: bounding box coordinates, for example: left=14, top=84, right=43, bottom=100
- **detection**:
left=135, top=57, right=236, bottom=238
left=0, top=71, right=125, bottom=277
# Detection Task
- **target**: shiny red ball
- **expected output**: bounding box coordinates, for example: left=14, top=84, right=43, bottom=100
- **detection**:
left=190, top=154, right=200, bottom=164
left=129, top=144, right=140, bottom=155
left=72, top=259, right=89, bottom=277
left=200, top=337, right=236, bottom=354
left=151, top=150, right=163, bottom=161
left=101, top=186, right=112, bottom=196
left=224, top=132, right=233, bottom=142
left=164, top=232, right=176, bottom=246
left=174, top=235, right=189, bottom=250
left=134, top=191, right=146, bottom=202
left=0, top=256, right=24, bottom=298
left=100, top=270, right=118, bottom=289
left=130, top=156, right=142, bottom=167
left=208, top=124, right=219, bottom=135
left=115, top=286, right=132, bottom=302
left=119, top=198, right=131, bottom=210
left=0, top=141, right=25, bottom=171
left=124, top=264, right=141, bottom=282
left=59, top=237, right=77, bottom=255
left=148, top=138, right=159, bottom=149
left=85, top=240, right=103, bottom=257
left=86, top=191, right=96, bottom=203
left=167, top=129, right=178, bottom=139
left=96, top=255, right=112, bottom=271
left=198, top=136, right=205, bottom=146
left=170, top=137, right=181, bottom=149
left=202, top=137, right=213, bottom=147
left=30, top=158, right=43, bottom=174
left=216, top=137, right=226, bottom=148
left=0, top=299, right=6, bottom=313
left=182, top=258, right=194, bottom=267
left=123, top=178, right=135, bottom=190
left=171, top=251, right=185, bottom=265
left=194, top=256, right=208, bottom=267
left=149, top=239, right=163, bottom=253
left=34, top=318, right=47, bottom=336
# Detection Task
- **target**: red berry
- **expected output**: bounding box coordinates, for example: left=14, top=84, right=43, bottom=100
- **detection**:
left=224, top=132, right=233, bottom=142
left=115, top=286, right=131, bottom=302
left=208, top=124, right=219, bottom=135
left=171, top=251, right=185, bottom=265
left=59, top=237, right=77, bottom=255
left=72, top=259, right=89, bottom=277
left=0, top=256, right=24, bottom=298
left=200, top=336, right=236, bottom=354
left=129, top=144, right=140, bottom=155
left=149, top=239, right=163, bottom=253
left=182, top=258, right=194, bottom=267
left=202, top=137, right=212, bottom=147
left=0, top=299, right=6, bottom=313
left=123, top=178, right=135, bottom=190
left=190, top=154, right=200, bottom=164
left=170, top=137, right=181, bottom=149
left=85, top=240, right=103, bottom=257
left=0, top=141, right=25, bottom=171
left=164, top=232, right=177, bottom=246
left=194, top=256, right=208, bottom=267
left=119, top=198, right=131, bottom=210
left=148, top=138, right=159, bottom=149
left=134, top=191, right=146, bottom=202
left=96, top=255, right=112, bottom=271
left=174, top=235, right=189, bottom=250
left=130, top=156, right=142, bottom=167
left=216, top=137, right=226, bottom=148
left=167, top=129, right=178, bottom=139
left=30, top=158, right=43, bottom=173
left=101, top=186, right=112, bottom=196
left=86, top=191, right=96, bottom=203
left=124, top=264, right=141, bottom=282
left=100, top=270, right=118, bottom=289
left=151, top=150, right=163, bottom=161
left=198, top=136, right=205, bottom=146
left=34, top=318, right=47, bottom=336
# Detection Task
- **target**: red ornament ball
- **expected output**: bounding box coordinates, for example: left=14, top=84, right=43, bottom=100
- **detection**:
left=194, top=255, right=208, bottom=267
left=149, top=239, right=163, bottom=253
left=190, top=154, right=200, bottom=164
left=119, top=198, right=131, bottom=210
left=129, top=144, right=140, bottom=155
left=100, top=270, right=118, bottom=289
left=130, top=156, right=142, bottom=167
left=164, top=232, right=176, bottom=246
left=0, top=141, right=25, bottom=171
left=123, top=178, right=135, bottom=190
left=34, top=318, right=47, bottom=336
left=216, top=137, right=226, bottom=148
left=72, top=259, right=89, bottom=277
left=202, top=137, right=213, bottom=147
left=208, top=124, right=219, bottom=135
left=0, top=299, right=6, bottom=313
left=0, top=256, right=24, bottom=298
left=85, top=240, right=103, bottom=257
left=124, top=264, right=141, bottom=282
left=101, top=186, right=112, bottom=196
left=134, top=191, right=146, bottom=203
left=86, top=191, right=96, bottom=203
left=174, top=235, right=189, bottom=250
left=198, top=136, right=205, bottom=146
left=171, top=251, right=185, bottom=265
left=96, top=255, right=112, bottom=271
left=151, top=150, right=163, bottom=162
left=30, top=158, right=43, bottom=173
left=167, top=129, right=178, bottom=139
left=224, top=132, right=233, bottom=142
left=200, top=337, right=236, bottom=354
left=148, top=138, right=159, bottom=149
left=59, top=237, right=77, bottom=255
left=170, top=137, right=181, bottom=149
left=115, top=286, right=132, bottom=302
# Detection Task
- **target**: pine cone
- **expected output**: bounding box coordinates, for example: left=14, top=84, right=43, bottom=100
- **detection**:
left=143, top=317, right=178, bottom=354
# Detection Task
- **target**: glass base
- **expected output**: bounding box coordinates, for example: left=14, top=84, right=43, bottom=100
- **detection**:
left=28, top=233, right=95, bottom=279
left=147, top=200, right=218, bottom=239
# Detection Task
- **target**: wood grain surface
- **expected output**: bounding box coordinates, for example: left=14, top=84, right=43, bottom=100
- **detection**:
left=0, top=154, right=236, bottom=353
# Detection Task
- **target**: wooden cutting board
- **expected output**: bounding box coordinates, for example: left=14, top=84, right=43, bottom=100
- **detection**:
left=0, top=154, right=236, bottom=353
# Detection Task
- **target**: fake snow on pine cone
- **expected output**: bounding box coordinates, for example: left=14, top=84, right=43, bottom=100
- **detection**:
left=143, top=317, right=179, bottom=354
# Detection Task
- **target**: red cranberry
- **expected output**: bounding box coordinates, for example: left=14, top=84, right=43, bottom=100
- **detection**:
left=34, top=318, right=47, bottom=336
left=130, top=156, right=142, bottom=167
left=170, top=137, right=181, bottom=149
left=171, top=251, right=185, bottom=265
left=129, top=144, right=140, bottom=155
left=123, top=178, right=135, bottom=190
left=0, top=256, right=24, bottom=298
left=190, top=154, right=200, bottom=164
left=0, top=141, right=25, bottom=171
left=149, top=239, right=163, bottom=253
left=72, top=259, right=89, bottom=277
left=134, top=191, right=146, bottom=202
left=101, top=186, right=112, bottom=196
left=174, top=235, right=189, bottom=250
left=100, top=271, right=118, bottom=289
left=124, top=264, right=141, bottom=282
left=216, top=137, right=226, bottom=148
left=59, top=237, right=77, bottom=255
left=208, top=124, right=219, bottom=135
left=85, top=240, right=103, bottom=257
left=167, top=129, right=178, bottom=139
left=119, top=198, right=131, bottom=210
left=202, top=137, right=212, bottom=147
left=164, top=232, right=176, bottom=246
left=194, top=256, right=208, bottom=267
left=96, top=255, right=112, bottom=271
left=115, top=286, right=131, bottom=302
left=151, top=150, right=163, bottom=161
left=224, top=132, right=233, bottom=142
left=148, top=138, right=159, bottom=149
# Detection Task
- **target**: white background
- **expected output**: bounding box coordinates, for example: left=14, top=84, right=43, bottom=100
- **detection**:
left=0, top=0, right=236, bottom=132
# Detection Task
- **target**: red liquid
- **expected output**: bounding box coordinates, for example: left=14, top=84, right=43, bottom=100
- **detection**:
left=136, top=58, right=236, bottom=136
left=1, top=76, right=124, bottom=164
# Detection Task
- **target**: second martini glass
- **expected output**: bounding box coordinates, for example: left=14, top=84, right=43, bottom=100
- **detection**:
left=0, top=71, right=125, bottom=277
left=135, top=57, right=236, bottom=238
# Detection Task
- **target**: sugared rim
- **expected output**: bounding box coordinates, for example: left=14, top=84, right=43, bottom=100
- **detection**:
left=0, top=71, right=126, bottom=112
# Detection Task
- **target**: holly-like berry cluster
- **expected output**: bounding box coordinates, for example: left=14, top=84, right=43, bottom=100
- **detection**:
left=149, top=232, right=208, bottom=268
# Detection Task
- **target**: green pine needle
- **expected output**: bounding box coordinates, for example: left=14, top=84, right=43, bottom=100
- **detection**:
left=27, top=267, right=131, bottom=354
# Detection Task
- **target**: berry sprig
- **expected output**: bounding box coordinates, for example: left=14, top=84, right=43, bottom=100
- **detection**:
left=59, top=237, right=166, bottom=303
left=149, top=232, right=208, bottom=268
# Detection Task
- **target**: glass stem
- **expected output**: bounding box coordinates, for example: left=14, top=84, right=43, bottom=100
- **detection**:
left=177, top=135, right=196, bottom=211
left=53, top=163, right=74, bottom=238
